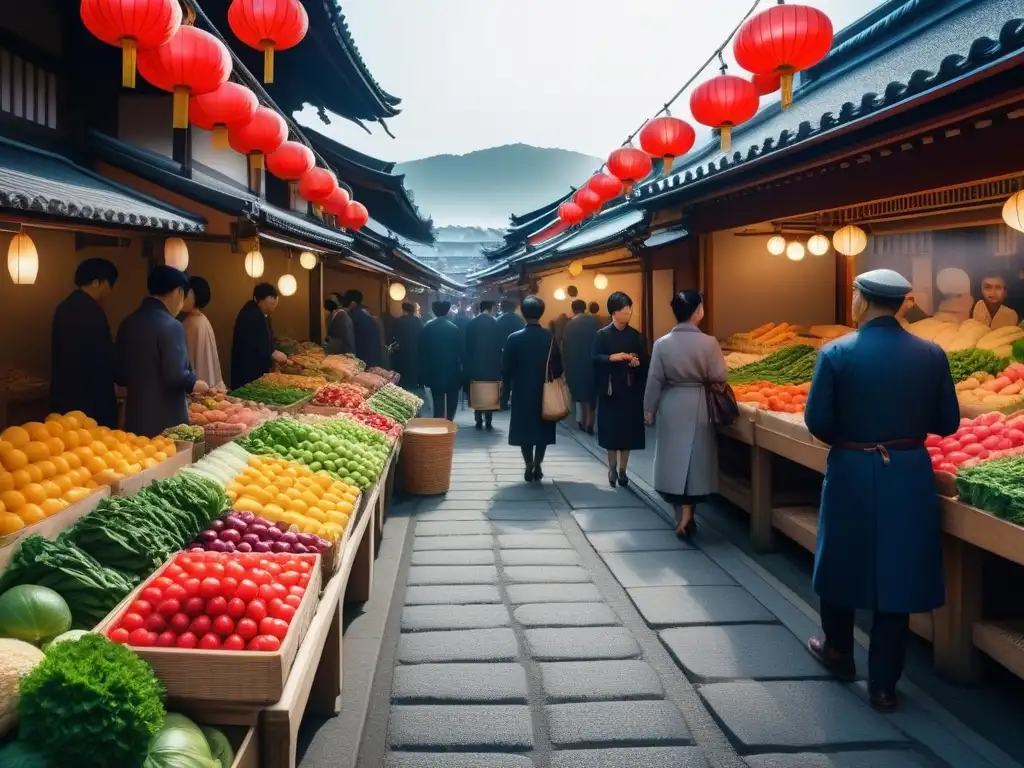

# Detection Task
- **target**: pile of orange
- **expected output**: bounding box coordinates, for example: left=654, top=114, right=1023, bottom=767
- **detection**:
left=733, top=381, right=810, bottom=413
left=0, top=411, right=178, bottom=537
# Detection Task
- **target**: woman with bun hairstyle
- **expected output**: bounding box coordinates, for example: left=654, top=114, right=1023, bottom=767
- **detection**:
left=643, top=291, right=727, bottom=537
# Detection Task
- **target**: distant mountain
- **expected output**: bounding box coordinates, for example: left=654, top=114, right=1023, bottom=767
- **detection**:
left=397, top=144, right=602, bottom=229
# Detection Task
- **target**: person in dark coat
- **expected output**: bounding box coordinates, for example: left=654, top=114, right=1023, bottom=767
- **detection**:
left=324, top=293, right=355, bottom=355
left=563, top=299, right=601, bottom=433
left=389, top=302, right=423, bottom=390
left=231, top=283, right=283, bottom=389
left=496, top=299, right=526, bottom=409
left=464, top=301, right=503, bottom=430
left=343, top=290, right=385, bottom=368
left=502, top=296, right=563, bottom=482
left=804, top=269, right=960, bottom=712
left=50, top=258, right=119, bottom=428
left=419, top=301, right=462, bottom=420
left=593, top=291, right=647, bottom=487
left=115, top=266, right=196, bottom=437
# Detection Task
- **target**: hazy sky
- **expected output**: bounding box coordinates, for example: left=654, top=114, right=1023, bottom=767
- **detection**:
left=297, top=0, right=883, bottom=163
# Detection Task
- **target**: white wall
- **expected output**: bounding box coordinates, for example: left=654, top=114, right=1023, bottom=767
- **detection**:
left=192, top=127, right=248, bottom=187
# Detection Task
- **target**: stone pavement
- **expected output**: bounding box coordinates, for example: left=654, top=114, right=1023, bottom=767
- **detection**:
left=366, top=410, right=1016, bottom=768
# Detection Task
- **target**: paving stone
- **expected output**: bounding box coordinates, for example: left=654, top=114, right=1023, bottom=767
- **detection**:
left=497, top=533, right=572, bottom=549
left=387, top=755, right=534, bottom=768
left=410, top=550, right=495, bottom=566
left=414, top=521, right=494, bottom=536
left=546, top=700, right=691, bottom=747
left=525, top=627, right=641, bottom=660
left=571, top=507, right=670, bottom=532
left=500, top=548, right=581, bottom=566
left=502, top=565, right=593, bottom=583
left=391, top=663, right=527, bottom=703
left=628, top=586, right=776, bottom=627
left=540, top=660, right=663, bottom=702
left=404, top=585, right=502, bottom=605
left=447, top=488, right=548, bottom=501
left=601, top=551, right=735, bottom=588
left=407, top=566, right=499, bottom=586
left=660, top=625, right=830, bottom=681
left=558, top=482, right=637, bottom=509
left=413, top=535, right=495, bottom=551
left=586, top=530, right=695, bottom=552
left=699, top=681, right=907, bottom=749
left=744, top=752, right=934, bottom=768
left=402, top=604, right=510, bottom=632
left=551, top=747, right=710, bottom=768
left=389, top=705, right=534, bottom=750
left=397, top=628, right=519, bottom=663
left=493, top=520, right=563, bottom=534
left=514, top=602, right=619, bottom=627
left=507, top=583, right=603, bottom=604
left=485, top=506, right=558, bottom=521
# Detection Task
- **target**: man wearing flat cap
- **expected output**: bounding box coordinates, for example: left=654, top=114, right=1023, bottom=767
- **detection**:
left=803, top=268, right=960, bottom=712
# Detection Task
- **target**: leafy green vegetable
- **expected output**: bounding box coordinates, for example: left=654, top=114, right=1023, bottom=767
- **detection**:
left=201, top=726, right=234, bottom=768
left=230, top=381, right=309, bottom=405
left=19, top=634, right=165, bottom=768
left=1012, top=338, right=1024, bottom=363
left=367, top=384, right=417, bottom=423
left=143, top=714, right=219, bottom=768
left=956, top=455, right=1024, bottom=525
left=946, top=348, right=1009, bottom=383
left=728, top=345, right=817, bottom=385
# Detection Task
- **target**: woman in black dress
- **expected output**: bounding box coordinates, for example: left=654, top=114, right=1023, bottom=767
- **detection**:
left=593, top=292, right=647, bottom=487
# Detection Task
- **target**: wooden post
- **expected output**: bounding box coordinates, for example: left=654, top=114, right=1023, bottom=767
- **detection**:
left=172, top=126, right=192, bottom=178
left=933, top=534, right=984, bottom=684
left=308, top=261, right=324, bottom=343
left=346, top=512, right=374, bottom=604
left=247, top=155, right=264, bottom=197
left=307, top=604, right=343, bottom=714
left=750, top=445, right=775, bottom=552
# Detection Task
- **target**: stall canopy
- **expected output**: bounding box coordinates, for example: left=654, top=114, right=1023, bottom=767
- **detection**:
left=644, top=226, right=691, bottom=249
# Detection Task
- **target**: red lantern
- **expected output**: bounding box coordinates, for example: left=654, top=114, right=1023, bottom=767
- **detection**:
left=558, top=201, right=584, bottom=226
left=228, top=106, right=287, bottom=169
left=733, top=3, right=833, bottom=109
left=689, top=75, right=759, bottom=153
left=606, top=147, right=653, bottom=195
left=80, top=0, right=181, bottom=88
left=190, top=82, right=258, bottom=149
left=574, top=188, right=602, bottom=217
left=587, top=172, right=623, bottom=202
left=137, top=26, right=231, bottom=129
left=639, top=116, right=696, bottom=176
left=266, top=141, right=315, bottom=181
left=751, top=72, right=781, bottom=96
left=298, top=167, right=338, bottom=203
left=339, top=201, right=369, bottom=232
left=321, top=187, right=352, bottom=217
left=227, top=0, right=308, bottom=83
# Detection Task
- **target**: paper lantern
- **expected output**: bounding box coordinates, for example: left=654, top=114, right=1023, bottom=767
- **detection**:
left=80, top=0, right=181, bottom=88
left=266, top=140, right=315, bottom=182
left=340, top=201, right=369, bottom=232
left=299, top=251, right=317, bottom=269
left=807, top=234, right=830, bottom=256
left=751, top=72, right=781, bottom=96
left=587, top=172, right=623, bottom=202
left=690, top=74, right=759, bottom=152
left=164, top=237, right=189, bottom=269
left=228, top=106, right=287, bottom=169
left=575, top=188, right=602, bottom=217
left=594, top=273, right=609, bottom=290
left=227, top=0, right=308, bottom=83
left=833, top=225, right=867, bottom=257
left=639, top=116, right=696, bottom=175
left=786, top=241, right=806, bottom=262
left=1003, top=191, right=1024, bottom=234
left=190, top=82, right=258, bottom=149
left=277, top=273, right=297, bottom=296
left=244, top=250, right=265, bottom=278
left=766, top=235, right=787, bottom=256
left=321, top=187, right=352, bottom=218
left=7, top=232, right=38, bottom=285
left=389, top=282, right=407, bottom=301
left=607, top=147, right=653, bottom=195
left=558, top=201, right=584, bottom=226
left=137, top=26, right=231, bottom=129
left=734, top=3, right=834, bottom=108
left=298, top=167, right=338, bottom=203
left=568, top=260, right=584, bottom=277
left=553, top=288, right=566, bottom=301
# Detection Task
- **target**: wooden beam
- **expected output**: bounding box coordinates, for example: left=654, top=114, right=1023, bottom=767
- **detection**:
left=172, top=126, right=192, bottom=178
left=308, top=260, right=324, bottom=343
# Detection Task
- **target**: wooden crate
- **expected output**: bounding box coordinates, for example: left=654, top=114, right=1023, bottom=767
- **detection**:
left=114, top=446, right=194, bottom=496
left=0, top=487, right=110, bottom=571
left=95, top=553, right=322, bottom=704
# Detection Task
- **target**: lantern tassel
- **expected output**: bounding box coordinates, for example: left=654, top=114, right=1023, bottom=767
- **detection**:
left=720, top=125, right=732, bottom=153
left=780, top=71, right=794, bottom=110
left=212, top=126, right=229, bottom=149
left=623, top=181, right=634, bottom=196
left=661, top=157, right=674, bottom=178
left=121, top=38, right=138, bottom=88
left=250, top=152, right=264, bottom=171
left=263, top=42, right=275, bottom=84
left=172, top=87, right=189, bottom=129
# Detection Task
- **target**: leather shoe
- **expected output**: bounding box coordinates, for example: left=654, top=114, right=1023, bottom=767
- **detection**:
left=806, top=637, right=856, bottom=682
left=869, top=690, right=898, bottom=713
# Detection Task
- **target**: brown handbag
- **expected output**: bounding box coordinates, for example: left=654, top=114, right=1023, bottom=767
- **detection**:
left=542, top=339, right=572, bottom=421
left=705, top=381, right=739, bottom=426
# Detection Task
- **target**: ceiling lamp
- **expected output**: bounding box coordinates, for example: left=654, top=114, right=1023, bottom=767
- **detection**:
left=587, top=172, right=623, bottom=202
left=558, top=201, right=584, bottom=226
left=751, top=71, right=781, bottom=96
left=277, top=273, right=297, bottom=296
left=766, top=235, right=787, bottom=256
left=568, top=260, right=584, bottom=277
left=733, top=3, right=834, bottom=109
left=594, top=273, right=609, bottom=290
left=298, top=167, right=338, bottom=204
left=389, top=282, right=407, bottom=301
left=228, top=106, right=287, bottom=171
left=606, top=147, right=653, bottom=195
left=786, top=241, right=806, bottom=262
left=228, top=0, right=308, bottom=83
left=639, top=115, right=696, bottom=176
left=244, top=249, right=265, bottom=278
left=7, top=231, right=39, bottom=285
left=340, top=201, right=369, bottom=232
left=690, top=73, right=759, bottom=153
left=190, top=82, right=258, bottom=149
left=79, top=0, right=181, bottom=88
left=1003, top=191, right=1024, bottom=233
left=164, top=237, right=189, bottom=270
left=807, top=233, right=830, bottom=256
left=553, top=288, right=566, bottom=301
left=833, top=224, right=868, bottom=257
left=299, top=251, right=317, bottom=269
left=574, top=188, right=602, bottom=217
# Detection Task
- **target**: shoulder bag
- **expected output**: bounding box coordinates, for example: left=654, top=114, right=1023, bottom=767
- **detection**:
left=542, top=338, right=572, bottom=421
left=705, top=381, right=739, bottom=426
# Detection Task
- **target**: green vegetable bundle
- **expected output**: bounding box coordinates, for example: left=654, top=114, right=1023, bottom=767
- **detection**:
left=956, top=455, right=1024, bottom=524
left=231, top=381, right=309, bottom=405
left=728, top=345, right=818, bottom=385
left=367, top=385, right=416, bottom=423
left=140, top=473, right=227, bottom=529
left=946, top=348, right=1010, bottom=383
left=162, top=424, right=205, bottom=443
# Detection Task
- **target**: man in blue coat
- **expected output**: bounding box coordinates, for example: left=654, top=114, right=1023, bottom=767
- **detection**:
left=389, top=302, right=423, bottom=391
left=464, top=301, right=503, bottom=430
left=803, top=269, right=960, bottom=712
left=496, top=299, right=526, bottom=409
left=343, top=290, right=385, bottom=368
left=231, top=283, right=283, bottom=389
left=419, top=301, right=462, bottom=421
left=115, top=266, right=196, bottom=437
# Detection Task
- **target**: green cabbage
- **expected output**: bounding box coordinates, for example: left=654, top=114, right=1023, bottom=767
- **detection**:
left=143, top=714, right=218, bottom=768
left=201, top=726, right=234, bottom=768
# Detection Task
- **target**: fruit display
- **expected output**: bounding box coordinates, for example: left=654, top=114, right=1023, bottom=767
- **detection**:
left=312, top=383, right=367, bottom=409
left=733, top=382, right=810, bottom=413
left=260, top=371, right=328, bottom=391
left=0, top=584, right=72, bottom=646
left=909, top=318, right=1024, bottom=356
left=927, top=412, right=1024, bottom=473
left=956, top=453, right=1024, bottom=525
left=230, top=379, right=310, bottom=406
left=955, top=363, right=1024, bottom=411
left=162, top=424, right=205, bottom=443
left=189, top=510, right=333, bottom=556
left=728, top=345, right=817, bottom=386
left=367, top=384, right=421, bottom=424
left=0, top=637, right=44, bottom=738
left=946, top=348, right=1010, bottom=383
left=105, top=550, right=316, bottom=652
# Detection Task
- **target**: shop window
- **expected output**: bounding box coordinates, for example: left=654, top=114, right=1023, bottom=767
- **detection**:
left=0, top=46, right=57, bottom=129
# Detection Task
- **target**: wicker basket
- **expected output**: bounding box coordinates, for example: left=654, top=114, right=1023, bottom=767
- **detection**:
left=400, top=418, right=458, bottom=495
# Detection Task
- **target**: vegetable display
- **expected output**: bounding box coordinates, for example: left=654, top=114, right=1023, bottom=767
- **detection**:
left=728, top=345, right=817, bottom=385
left=956, top=454, right=1024, bottom=525
left=732, top=382, right=810, bottom=413
left=189, top=509, right=333, bottom=556
left=909, top=318, right=1024, bottom=356
left=946, top=348, right=1009, bottom=383
left=927, top=412, right=1024, bottom=473
left=312, top=383, right=366, bottom=409
left=162, top=425, right=205, bottom=443
left=320, top=354, right=364, bottom=380
left=143, top=713, right=234, bottom=768
left=955, top=363, right=1024, bottom=411
left=260, top=372, right=327, bottom=391
left=0, top=585, right=72, bottom=645
left=0, top=638, right=44, bottom=738
left=229, top=381, right=309, bottom=406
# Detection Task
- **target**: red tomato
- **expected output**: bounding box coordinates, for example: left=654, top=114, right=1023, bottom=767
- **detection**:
left=264, top=561, right=282, bottom=576
left=298, top=574, right=310, bottom=588
left=144, top=614, right=167, bottom=633
left=128, top=628, right=155, bottom=647
left=198, top=577, right=220, bottom=599
left=284, top=594, right=302, bottom=609
left=169, top=613, right=192, bottom=634
left=181, top=578, right=201, bottom=597
left=141, top=587, right=164, bottom=604
left=235, top=579, right=259, bottom=602
left=946, top=451, right=970, bottom=465
left=236, top=617, right=259, bottom=640
left=206, top=596, right=228, bottom=616
left=239, top=553, right=260, bottom=569
left=176, top=632, right=198, bottom=649
left=288, top=586, right=305, bottom=598
left=199, top=633, right=222, bottom=650
left=164, top=583, right=188, bottom=602
left=190, top=615, right=212, bottom=635
left=963, top=443, right=984, bottom=456
left=206, top=562, right=226, bottom=579
left=185, top=560, right=208, bottom=579
left=163, top=564, right=187, bottom=581
left=108, top=627, right=130, bottom=644
left=226, top=598, right=247, bottom=619
left=270, top=602, right=296, bottom=623
left=151, top=576, right=175, bottom=591
left=270, top=583, right=288, bottom=599
left=925, top=434, right=941, bottom=448
left=249, top=568, right=272, bottom=586
left=225, top=560, right=246, bottom=580
left=258, top=584, right=276, bottom=601
left=246, top=599, right=268, bottom=622
left=248, top=635, right=281, bottom=652
left=183, top=596, right=206, bottom=617
left=938, top=462, right=959, bottom=473
left=972, top=426, right=992, bottom=440
left=156, top=631, right=177, bottom=647
left=157, top=598, right=181, bottom=618
left=260, top=617, right=289, bottom=639
left=296, top=559, right=312, bottom=573
left=959, top=433, right=979, bottom=446
left=129, top=599, right=153, bottom=617
left=120, top=612, right=145, bottom=632
left=213, top=615, right=235, bottom=637
left=981, top=436, right=1002, bottom=451
left=279, top=571, right=299, bottom=588
left=223, top=634, right=246, bottom=651
left=220, top=577, right=239, bottom=598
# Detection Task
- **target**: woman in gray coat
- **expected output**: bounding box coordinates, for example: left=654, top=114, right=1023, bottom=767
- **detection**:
left=643, top=291, right=727, bottom=538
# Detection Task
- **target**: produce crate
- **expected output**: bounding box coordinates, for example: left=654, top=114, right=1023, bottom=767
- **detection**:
left=113, top=445, right=195, bottom=496
left=176, top=439, right=205, bottom=462
left=301, top=403, right=346, bottom=416
left=221, top=725, right=259, bottom=768
left=0, top=486, right=110, bottom=571
left=205, top=427, right=250, bottom=450
left=958, top=399, right=1024, bottom=419
left=95, top=553, right=323, bottom=704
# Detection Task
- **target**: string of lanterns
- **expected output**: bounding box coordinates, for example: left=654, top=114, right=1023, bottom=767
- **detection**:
left=765, top=225, right=870, bottom=262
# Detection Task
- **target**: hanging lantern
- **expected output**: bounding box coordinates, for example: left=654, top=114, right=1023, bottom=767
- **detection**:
left=594, top=273, right=609, bottom=290
left=833, top=225, right=867, bottom=257
left=389, top=282, right=407, bottom=301
left=277, top=273, right=297, bottom=296
left=807, top=234, right=830, bottom=256
left=7, top=232, right=38, bottom=285
left=751, top=71, right=781, bottom=96
left=786, top=241, right=806, bottom=262
left=80, top=0, right=181, bottom=88
left=689, top=74, right=759, bottom=153
left=137, top=26, right=231, bottom=129
left=266, top=140, right=315, bottom=193
left=227, top=0, right=308, bottom=83
left=575, top=188, right=602, bottom=217
left=228, top=106, right=287, bottom=171
left=340, top=201, right=369, bottom=232
left=734, top=3, right=834, bottom=109
left=558, top=201, right=584, bottom=226
left=1003, top=191, right=1024, bottom=234
left=766, top=235, right=787, bottom=256
left=298, top=167, right=338, bottom=203
left=587, top=172, right=623, bottom=202
left=190, top=82, right=258, bottom=149
left=553, top=288, right=567, bottom=301
left=639, top=115, right=696, bottom=176
left=606, top=147, right=653, bottom=195
left=299, top=251, right=317, bottom=269
left=321, top=187, right=352, bottom=219
left=164, top=238, right=189, bottom=269
left=568, top=260, right=584, bottom=277
left=244, top=249, right=265, bottom=278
